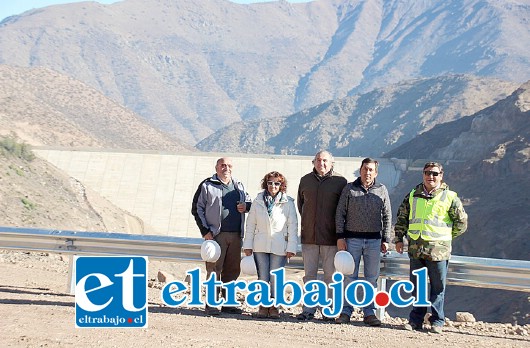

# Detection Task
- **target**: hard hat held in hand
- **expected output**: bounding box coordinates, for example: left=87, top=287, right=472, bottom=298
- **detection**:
left=200, top=240, right=221, bottom=263
left=334, top=250, right=354, bottom=275
left=240, top=255, right=258, bottom=276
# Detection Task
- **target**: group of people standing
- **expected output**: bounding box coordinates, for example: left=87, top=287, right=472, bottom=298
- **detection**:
left=191, top=151, right=468, bottom=334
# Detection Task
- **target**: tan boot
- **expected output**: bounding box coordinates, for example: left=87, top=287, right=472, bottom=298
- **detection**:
left=269, top=306, right=280, bottom=319
left=256, top=306, right=269, bottom=318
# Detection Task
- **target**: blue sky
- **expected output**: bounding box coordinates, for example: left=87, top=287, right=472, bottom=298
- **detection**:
left=0, top=0, right=312, bottom=23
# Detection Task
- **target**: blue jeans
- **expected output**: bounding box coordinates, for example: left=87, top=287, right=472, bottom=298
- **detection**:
left=341, top=238, right=381, bottom=317
left=253, top=252, right=287, bottom=299
left=408, top=258, right=448, bottom=327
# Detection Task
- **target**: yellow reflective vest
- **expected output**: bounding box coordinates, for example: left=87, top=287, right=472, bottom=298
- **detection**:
left=407, top=188, right=457, bottom=241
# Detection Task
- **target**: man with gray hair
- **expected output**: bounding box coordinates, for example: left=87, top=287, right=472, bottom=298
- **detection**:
left=296, top=150, right=347, bottom=321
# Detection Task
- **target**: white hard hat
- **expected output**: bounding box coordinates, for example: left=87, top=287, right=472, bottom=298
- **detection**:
left=334, top=250, right=354, bottom=275
left=200, top=240, right=221, bottom=263
left=240, top=255, right=258, bottom=276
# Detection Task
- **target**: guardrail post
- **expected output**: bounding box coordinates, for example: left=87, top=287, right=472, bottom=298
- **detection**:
left=375, top=277, right=387, bottom=321
left=67, top=255, right=75, bottom=294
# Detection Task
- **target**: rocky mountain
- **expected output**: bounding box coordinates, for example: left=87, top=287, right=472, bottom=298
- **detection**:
left=387, top=80, right=530, bottom=261
left=0, top=0, right=528, bottom=146
left=197, top=75, right=518, bottom=156
left=0, top=0, right=528, bottom=325
left=386, top=81, right=530, bottom=162
left=385, top=82, right=530, bottom=324
left=0, top=65, right=193, bottom=152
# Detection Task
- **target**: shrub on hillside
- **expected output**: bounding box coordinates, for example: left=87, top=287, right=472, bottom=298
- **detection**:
left=0, top=136, right=35, bottom=161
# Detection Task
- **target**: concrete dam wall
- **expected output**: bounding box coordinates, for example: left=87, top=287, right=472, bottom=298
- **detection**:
left=34, top=148, right=404, bottom=238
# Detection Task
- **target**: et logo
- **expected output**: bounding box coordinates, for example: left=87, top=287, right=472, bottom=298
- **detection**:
left=74, top=256, right=148, bottom=328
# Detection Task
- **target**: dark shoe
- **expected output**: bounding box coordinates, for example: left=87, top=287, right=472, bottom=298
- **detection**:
left=221, top=306, right=243, bottom=314
left=205, top=305, right=220, bottom=316
left=269, top=306, right=280, bottom=319
left=296, top=311, right=315, bottom=321
left=335, top=313, right=351, bottom=324
left=403, top=322, right=422, bottom=331
left=256, top=306, right=269, bottom=318
left=321, top=315, right=334, bottom=322
left=363, top=315, right=381, bottom=327
left=430, top=325, right=443, bottom=334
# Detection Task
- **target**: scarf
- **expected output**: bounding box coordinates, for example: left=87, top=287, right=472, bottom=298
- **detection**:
left=263, top=191, right=281, bottom=217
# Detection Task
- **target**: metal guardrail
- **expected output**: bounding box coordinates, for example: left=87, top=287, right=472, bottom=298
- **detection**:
left=380, top=253, right=530, bottom=291
left=0, top=226, right=205, bottom=261
left=1, top=226, right=529, bottom=293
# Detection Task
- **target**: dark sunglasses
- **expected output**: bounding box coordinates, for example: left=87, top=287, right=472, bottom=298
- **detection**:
left=423, top=170, right=441, bottom=177
left=267, top=181, right=281, bottom=187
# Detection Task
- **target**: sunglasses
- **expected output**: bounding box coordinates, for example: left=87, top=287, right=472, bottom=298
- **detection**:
left=267, top=181, right=281, bottom=187
left=423, top=170, right=441, bottom=177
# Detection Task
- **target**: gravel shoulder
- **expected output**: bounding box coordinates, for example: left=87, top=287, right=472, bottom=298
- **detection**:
left=1, top=250, right=529, bottom=347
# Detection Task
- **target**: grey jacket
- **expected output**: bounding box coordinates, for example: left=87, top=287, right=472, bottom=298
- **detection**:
left=191, top=174, right=251, bottom=238
left=335, top=178, right=392, bottom=243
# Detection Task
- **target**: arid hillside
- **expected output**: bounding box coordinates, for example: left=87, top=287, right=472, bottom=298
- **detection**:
left=387, top=80, right=530, bottom=261
left=196, top=75, right=518, bottom=156
left=0, top=143, right=145, bottom=234
left=0, top=65, right=193, bottom=152
left=1, top=0, right=528, bottom=144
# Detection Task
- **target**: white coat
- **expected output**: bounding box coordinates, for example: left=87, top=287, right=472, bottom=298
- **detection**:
left=243, top=191, right=298, bottom=256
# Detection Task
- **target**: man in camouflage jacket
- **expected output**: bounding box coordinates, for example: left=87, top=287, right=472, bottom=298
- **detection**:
left=395, top=162, right=467, bottom=334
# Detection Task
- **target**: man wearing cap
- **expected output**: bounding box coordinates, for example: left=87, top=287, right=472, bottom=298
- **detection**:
left=335, top=157, right=391, bottom=326
left=191, top=157, right=251, bottom=316
left=394, top=162, right=468, bottom=334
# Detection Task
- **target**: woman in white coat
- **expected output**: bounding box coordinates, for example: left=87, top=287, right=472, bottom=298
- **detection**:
left=243, top=171, right=298, bottom=319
